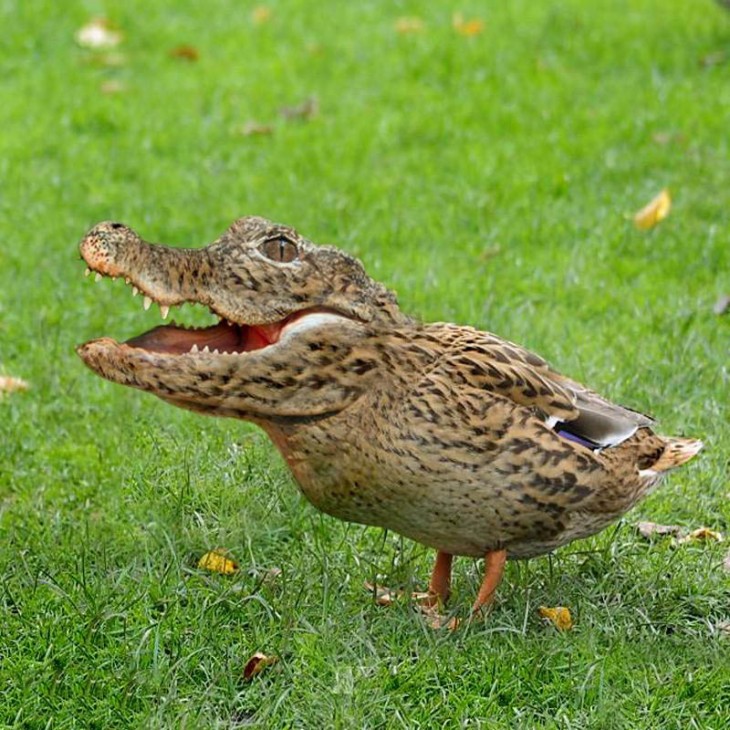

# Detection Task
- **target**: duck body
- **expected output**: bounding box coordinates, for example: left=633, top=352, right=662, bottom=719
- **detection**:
left=259, top=321, right=693, bottom=560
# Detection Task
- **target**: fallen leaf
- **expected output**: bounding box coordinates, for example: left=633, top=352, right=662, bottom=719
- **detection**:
left=395, top=17, right=426, bottom=34
left=198, top=548, right=239, bottom=575
left=633, top=189, right=671, bottom=230
left=279, top=97, right=319, bottom=121
left=417, top=603, right=461, bottom=631
left=479, top=245, right=502, bottom=262
left=453, top=13, right=485, bottom=36
left=678, top=527, right=724, bottom=544
left=636, top=521, right=683, bottom=540
left=100, top=80, right=125, bottom=95
left=243, top=652, right=278, bottom=680
left=539, top=606, right=573, bottom=631
left=252, top=6, right=272, bottom=24
left=713, top=294, right=730, bottom=315
left=0, top=375, right=29, bottom=395
left=169, top=45, right=200, bottom=62
left=236, top=121, right=274, bottom=137
left=364, top=581, right=400, bottom=606
left=75, top=18, right=123, bottom=50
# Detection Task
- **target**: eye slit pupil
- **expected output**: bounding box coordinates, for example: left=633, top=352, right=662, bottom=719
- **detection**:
left=260, top=237, right=298, bottom=263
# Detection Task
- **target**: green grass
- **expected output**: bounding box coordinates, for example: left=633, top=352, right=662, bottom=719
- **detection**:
left=1, top=0, right=729, bottom=726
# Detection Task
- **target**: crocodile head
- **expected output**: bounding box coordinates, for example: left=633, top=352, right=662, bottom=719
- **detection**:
left=77, top=216, right=409, bottom=420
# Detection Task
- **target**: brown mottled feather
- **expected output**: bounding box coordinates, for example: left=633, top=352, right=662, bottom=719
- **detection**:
left=77, top=217, right=703, bottom=565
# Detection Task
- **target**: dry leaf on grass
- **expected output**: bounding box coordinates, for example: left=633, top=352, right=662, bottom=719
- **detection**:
left=395, top=17, right=426, bottom=34
left=678, top=527, right=724, bottom=544
left=236, top=121, right=275, bottom=137
left=364, top=581, right=402, bottom=606
left=169, top=45, right=200, bottom=62
left=364, top=582, right=459, bottom=630
left=75, top=18, right=123, bottom=50
left=251, top=6, right=272, bottom=25
left=280, top=97, right=319, bottom=121
left=636, top=521, right=683, bottom=540
left=197, top=549, right=239, bottom=575
left=417, top=603, right=461, bottom=631
left=452, top=13, right=485, bottom=36
left=0, top=375, right=29, bottom=395
left=243, top=652, right=278, bottom=681
left=633, top=189, right=671, bottom=230
left=539, top=606, right=573, bottom=631
left=713, top=294, right=730, bottom=315
left=100, top=80, right=125, bottom=95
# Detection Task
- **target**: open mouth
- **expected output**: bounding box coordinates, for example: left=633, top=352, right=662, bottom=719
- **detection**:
left=124, top=313, right=313, bottom=356
left=81, top=265, right=341, bottom=357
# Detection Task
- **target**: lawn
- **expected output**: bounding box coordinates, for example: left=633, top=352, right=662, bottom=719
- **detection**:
left=1, top=0, right=729, bottom=727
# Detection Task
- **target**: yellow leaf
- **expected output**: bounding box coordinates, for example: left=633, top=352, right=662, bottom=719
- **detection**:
left=453, top=13, right=485, bottom=36
left=0, top=375, right=29, bottom=395
left=633, top=189, right=671, bottom=230
left=539, top=606, right=573, bottom=631
left=243, top=652, right=278, bottom=680
left=198, top=549, right=238, bottom=575
left=679, top=527, right=724, bottom=544
left=395, top=17, right=425, bottom=34
left=252, top=6, right=272, bottom=25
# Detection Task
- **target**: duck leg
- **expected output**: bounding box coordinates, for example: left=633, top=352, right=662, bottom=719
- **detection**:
left=424, top=551, right=453, bottom=607
left=471, top=549, right=507, bottom=614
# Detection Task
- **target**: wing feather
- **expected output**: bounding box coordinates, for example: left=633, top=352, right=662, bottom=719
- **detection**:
left=440, top=325, right=653, bottom=448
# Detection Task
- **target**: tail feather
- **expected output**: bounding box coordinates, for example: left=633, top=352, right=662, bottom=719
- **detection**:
left=644, top=436, right=703, bottom=476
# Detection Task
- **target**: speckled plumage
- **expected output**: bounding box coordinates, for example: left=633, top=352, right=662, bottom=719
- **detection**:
left=77, top=217, right=702, bottom=609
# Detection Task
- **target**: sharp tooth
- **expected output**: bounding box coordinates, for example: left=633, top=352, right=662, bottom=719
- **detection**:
left=132, top=286, right=139, bottom=296
left=202, top=345, right=210, bottom=353
left=95, top=272, right=103, bottom=282
left=212, top=348, right=220, bottom=354
left=143, top=296, right=152, bottom=311
left=160, top=305, right=170, bottom=319
left=190, top=344, right=199, bottom=353
left=125, top=277, right=130, bottom=284
left=84, top=268, right=91, bottom=277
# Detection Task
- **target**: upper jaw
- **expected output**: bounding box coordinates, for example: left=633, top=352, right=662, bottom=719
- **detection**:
left=78, top=239, right=358, bottom=360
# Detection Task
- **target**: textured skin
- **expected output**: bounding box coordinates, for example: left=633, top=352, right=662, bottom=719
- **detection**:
left=77, top=217, right=702, bottom=560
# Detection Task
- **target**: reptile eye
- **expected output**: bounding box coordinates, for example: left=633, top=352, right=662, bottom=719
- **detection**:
left=259, top=237, right=299, bottom=263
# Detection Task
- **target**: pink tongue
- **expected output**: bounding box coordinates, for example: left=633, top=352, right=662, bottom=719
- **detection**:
left=126, top=322, right=243, bottom=354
